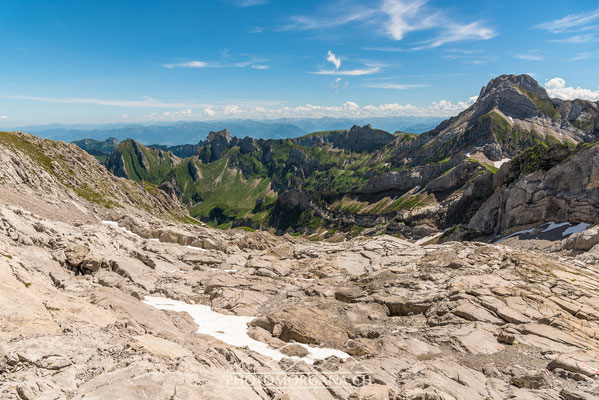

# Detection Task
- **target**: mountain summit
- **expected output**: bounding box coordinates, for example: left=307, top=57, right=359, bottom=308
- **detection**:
left=397, top=74, right=599, bottom=166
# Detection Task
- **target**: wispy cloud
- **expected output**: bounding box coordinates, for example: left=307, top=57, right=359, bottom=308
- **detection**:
left=282, top=0, right=495, bottom=49
left=0, top=116, right=7, bottom=119
left=552, top=34, right=596, bottom=43
left=279, top=5, right=376, bottom=31
left=248, top=26, right=264, bottom=33
left=545, top=77, right=599, bottom=101
left=362, top=82, right=427, bottom=89
left=164, top=54, right=268, bottom=70
left=566, top=52, right=594, bottom=61
left=381, top=0, right=437, bottom=40
left=0, top=95, right=212, bottom=109
left=311, top=67, right=381, bottom=76
left=362, top=46, right=410, bottom=52
left=331, top=77, right=349, bottom=93
left=514, top=53, right=544, bottom=61
left=234, top=0, right=268, bottom=7
left=537, top=8, right=599, bottom=33
left=419, top=21, right=496, bottom=48
left=164, top=61, right=210, bottom=69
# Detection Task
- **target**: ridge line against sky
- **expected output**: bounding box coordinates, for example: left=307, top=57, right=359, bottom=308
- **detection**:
left=0, top=0, right=598, bottom=126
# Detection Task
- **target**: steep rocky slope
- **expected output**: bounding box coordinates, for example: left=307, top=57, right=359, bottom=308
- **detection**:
left=0, top=131, right=186, bottom=221
left=395, top=74, right=599, bottom=166
left=469, top=140, right=599, bottom=236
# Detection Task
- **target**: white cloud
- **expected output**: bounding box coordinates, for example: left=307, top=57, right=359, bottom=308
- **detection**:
left=144, top=96, right=477, bottom=121
left=235, top=0, right=268, bottom=7
left=165, top=55, right=268, bottom=70
left=1, top=94, right=212, bottom=109
left=362, top=82, right=427, bottom=89
left=421, top=21, right=496, bottom=48
left=331, top=77, right=349, bottom=92
left=164, top=61, right=209, bottom=69
left=566, top=52, right=594, bottom=61
left=514, top=53, right=544, bottom=61
left=552, top=34, right=596, bottom=43
left=326, top=50, right=342, bottom=70
left=161, top=108, right=193, bottom=119
left=0, top=116, right=7, bottom=119
left=281, top=7, right=376, bottom=31
left=311, top=66, right=380, bottom=76
left=249, top=26, right=264, bottom=33
left=381, top=0, right=437, bottom=40
left=545, top=78, right=599, bottom=101
left=537, top=8, right=599, bottom=33
left=284, top=0, right=495, bottom=48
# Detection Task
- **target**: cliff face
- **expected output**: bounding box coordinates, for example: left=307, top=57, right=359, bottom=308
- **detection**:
left=397, top=74, right=599, bottom=166
left=293, top=124, right=395, bottom=152
left=468, top=143, right=599, bottom=234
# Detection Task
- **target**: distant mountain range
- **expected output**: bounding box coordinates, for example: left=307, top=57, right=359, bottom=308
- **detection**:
left=12, top=117, right=443, bottom=145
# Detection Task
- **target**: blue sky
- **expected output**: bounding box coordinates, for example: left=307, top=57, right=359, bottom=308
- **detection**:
left=1, top=0, right=598, bottom=126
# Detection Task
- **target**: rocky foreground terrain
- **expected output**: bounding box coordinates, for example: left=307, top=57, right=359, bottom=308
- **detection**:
left=2, top=131, right=599, bottom=399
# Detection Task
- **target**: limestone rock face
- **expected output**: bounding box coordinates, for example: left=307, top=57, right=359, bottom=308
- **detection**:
left=203, top=129, right=233, bottom=162
left=469, top=142, right=599, bottom=234
left=332, top=124, right=396, bottom=152
left=474, top=74, right=549, bottom=120
left=293, top=124, right=395, bottom=152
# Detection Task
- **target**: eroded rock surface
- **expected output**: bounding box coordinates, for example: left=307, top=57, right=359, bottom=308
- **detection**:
left=2, top=199, right=599, bottom=399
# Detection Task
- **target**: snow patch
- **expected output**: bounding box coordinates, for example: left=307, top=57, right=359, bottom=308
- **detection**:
left=563, top=223, right=590, bottom=236
left=542, top=221, right=571, bottom=233
left=465, top=152, right=471, bottom=157
left=143, top=296, right=350, bottom=364
left=493, top=158, right=511, bottom=168
left=414, top=229, right=448, bottom=246
left=508, top=116, right=514, bottom=123
left=495, top=228, right=535, bottom=243
left=102, top=221, right=139, bottom=238
left=186, top=245, right=207, bottom=252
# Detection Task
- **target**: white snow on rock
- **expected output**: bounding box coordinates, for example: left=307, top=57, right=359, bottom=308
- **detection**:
left=143, top=296, right=350, bottom=364
left=508, top=116, right=514, bottom=123
left=186, top=245, right=207, bottom=252
left=563, top=223, right=591, bottom=236
left=495, top=228, right=535, bottom=243
left=493, top=158, right=511, bottom=168
left=102, top=221, right=139, bottom=237
left=542, top=221, right=571, bottom=232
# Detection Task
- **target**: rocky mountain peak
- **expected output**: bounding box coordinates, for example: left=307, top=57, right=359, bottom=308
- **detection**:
left=479, top=74, right=549, bottom=100
left=472, top=74, right=552, bottom=121
left=206, top=129, right=233, bottom=144
left=338, top=124, right=395, bottom=152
